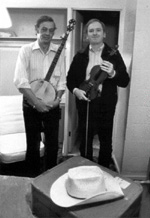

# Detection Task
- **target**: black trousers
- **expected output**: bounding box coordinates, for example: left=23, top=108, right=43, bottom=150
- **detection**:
left=23, top=99, right=60, bottom=176
left=77, top=97, right=115, bottom=168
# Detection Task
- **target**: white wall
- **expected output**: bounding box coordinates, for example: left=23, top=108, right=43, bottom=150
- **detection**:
left=7, top=8, right=67, bottom=38
left=122, top=0, right=150, bottom=180
left=113, top=0, right=137, bottom=171
left=3, top=0, right=125, bottom=9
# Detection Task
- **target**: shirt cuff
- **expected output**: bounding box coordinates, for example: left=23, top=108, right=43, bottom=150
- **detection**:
left=73, top=88, right=78, bottom=94
left=108, top=70, right=116, bottom=79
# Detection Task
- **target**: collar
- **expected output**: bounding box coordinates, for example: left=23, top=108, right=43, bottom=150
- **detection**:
left=79, top=42, right=111, bottom=57
left=89, top=43, right=104, bottom=52
left=32, top=40, right=58, bottom=52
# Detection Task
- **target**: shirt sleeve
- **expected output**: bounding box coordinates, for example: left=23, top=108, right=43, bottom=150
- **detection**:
left=14, top=45, right=31, bottom=89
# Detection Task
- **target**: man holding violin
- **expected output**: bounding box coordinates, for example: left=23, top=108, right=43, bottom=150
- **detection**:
left=67, top=18, right=130, bottom=169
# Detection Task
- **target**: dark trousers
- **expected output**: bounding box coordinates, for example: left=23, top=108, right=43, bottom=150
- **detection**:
left=77, top=97, right=114, bottom=168
left=23, top=99, right=60, bottom=176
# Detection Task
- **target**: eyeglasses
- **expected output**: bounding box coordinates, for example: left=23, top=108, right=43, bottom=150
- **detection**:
left=41, top=27, right=55, bottom=34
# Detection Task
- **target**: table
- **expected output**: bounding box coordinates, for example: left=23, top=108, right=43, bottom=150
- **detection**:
left=32, top=156, right=143, bottom=218
left=0, top=175, right=35, bottom=218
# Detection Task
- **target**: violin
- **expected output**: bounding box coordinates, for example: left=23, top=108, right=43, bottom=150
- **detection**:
left=79, top=45, right=119, bottom=100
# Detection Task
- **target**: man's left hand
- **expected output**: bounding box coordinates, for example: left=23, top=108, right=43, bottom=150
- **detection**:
left=101, top=61, right=115, bottom=77
left=47, top=97, right=60, bottom=110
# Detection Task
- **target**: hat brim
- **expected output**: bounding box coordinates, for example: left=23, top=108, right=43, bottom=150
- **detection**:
left=50, top=171, right=124, bottom=208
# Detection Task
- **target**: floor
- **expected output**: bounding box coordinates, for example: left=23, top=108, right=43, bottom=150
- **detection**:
left=0, top=141, right=150, bottom=218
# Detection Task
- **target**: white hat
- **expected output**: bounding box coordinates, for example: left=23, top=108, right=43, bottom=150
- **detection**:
left=50, top=166, right=124, bottom=208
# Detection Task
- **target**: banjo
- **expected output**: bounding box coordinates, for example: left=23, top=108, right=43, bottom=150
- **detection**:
left=30, top=19, right=76, bottom=106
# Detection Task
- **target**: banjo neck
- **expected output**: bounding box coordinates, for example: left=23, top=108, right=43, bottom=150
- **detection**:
left=44, top=19, right=76, bottom=82
left=44, top=36, right=68, bottom=82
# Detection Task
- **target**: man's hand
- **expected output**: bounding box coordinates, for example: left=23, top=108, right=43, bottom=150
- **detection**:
left=33, top=99, right=51, bottom=113
left=74, top=88, right=89, bottom=101
left=101, top=61, right=115, bottom=77
left=47, top=97, right=61, bottom=110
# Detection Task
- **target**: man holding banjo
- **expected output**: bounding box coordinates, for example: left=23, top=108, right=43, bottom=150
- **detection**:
left=14, top=15, right=67, bottom=176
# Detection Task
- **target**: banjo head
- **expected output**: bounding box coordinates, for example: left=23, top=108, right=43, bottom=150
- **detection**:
left=31, top=80, right=56, bottom=105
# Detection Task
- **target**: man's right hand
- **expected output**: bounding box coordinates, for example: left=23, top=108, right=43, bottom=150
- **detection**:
left=33, top=99, right=51, bottom=113
left=74, top=88, right=89, bottom=101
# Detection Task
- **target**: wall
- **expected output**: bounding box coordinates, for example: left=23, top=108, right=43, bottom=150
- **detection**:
left=0, top=46, right=20, bottom=95
left=122, top=0, right=150, bottom=180
left=7, top=8, right=67, bottom=38
left=3, top=0, right=125, bottom=9
left=112, top=0, right=137, bottom=171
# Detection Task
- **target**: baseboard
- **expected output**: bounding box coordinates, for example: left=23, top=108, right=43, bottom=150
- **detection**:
left=120, top=173, right=147, bottom=181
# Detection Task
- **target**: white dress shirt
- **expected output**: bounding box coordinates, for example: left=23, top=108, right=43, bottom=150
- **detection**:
left=86, top=44, right=104, bottom=92
left=14, top=40, right=66, bottom=92
left=86, top=44, right=104, bottom=80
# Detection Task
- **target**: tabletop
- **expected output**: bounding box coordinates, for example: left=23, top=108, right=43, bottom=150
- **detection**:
left=32, top=156, right=143, bottom=218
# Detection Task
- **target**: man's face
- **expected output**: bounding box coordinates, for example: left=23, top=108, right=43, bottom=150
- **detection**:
left=87, top=21, right=106, bottom=46
left=36, top=21, right=55, bottom=44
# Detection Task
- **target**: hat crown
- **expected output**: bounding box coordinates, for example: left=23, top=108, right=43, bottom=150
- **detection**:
left=66, top=166, right=106, bottom=199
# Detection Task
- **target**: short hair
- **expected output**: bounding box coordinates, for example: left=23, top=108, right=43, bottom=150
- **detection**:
left=84, top=18, right=106, bottom=34
left=35, top=15, right=56, bottom=30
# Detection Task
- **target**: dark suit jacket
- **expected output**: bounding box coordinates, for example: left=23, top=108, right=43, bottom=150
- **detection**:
left=67, top=43, right=130, bottom=126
